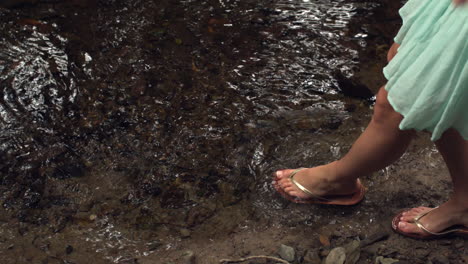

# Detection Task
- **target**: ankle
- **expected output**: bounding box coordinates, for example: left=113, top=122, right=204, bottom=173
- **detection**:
left=328, top=160, right=357, bottom=183
left=449, top=196, right=468, bottom=211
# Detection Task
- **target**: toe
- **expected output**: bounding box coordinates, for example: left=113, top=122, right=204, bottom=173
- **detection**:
left=278, top=178, right=290, bottom=188
left=282, top=181, right=293, bottom=189
left=274, top=170, right=284, bottom=179
left=403, top=207, right=430, bottom=219
left=275, top=169, right=291, bottom=179
left=398, top=221, right=424, bottom=235
left=289, top=191, right=302, bottom=198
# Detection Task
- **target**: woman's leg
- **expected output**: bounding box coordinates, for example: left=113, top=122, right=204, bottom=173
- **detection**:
left=397, top=129, right=468, bottom=234
left=276, top=87, right=415, bottom=199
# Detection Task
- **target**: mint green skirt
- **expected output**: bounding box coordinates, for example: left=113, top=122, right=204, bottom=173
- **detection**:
left=383, top=0, right=468, bottom=141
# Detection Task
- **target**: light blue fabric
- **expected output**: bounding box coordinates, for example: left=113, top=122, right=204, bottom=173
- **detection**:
left=383, top=0, right=468, bottom=141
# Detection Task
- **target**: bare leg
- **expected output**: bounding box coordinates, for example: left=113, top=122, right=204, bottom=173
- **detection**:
left=276, top=87, right=415, bottom=199
left=398, top=129, right=468, bottom=234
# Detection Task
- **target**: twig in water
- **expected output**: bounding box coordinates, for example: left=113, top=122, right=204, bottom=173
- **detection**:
left=220, top=255, right=290, bottom=264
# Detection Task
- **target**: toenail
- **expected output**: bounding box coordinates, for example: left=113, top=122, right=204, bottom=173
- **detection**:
left=398, top=222, right=406, bottom=228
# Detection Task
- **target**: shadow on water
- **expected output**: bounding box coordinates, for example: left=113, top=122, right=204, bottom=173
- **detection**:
left=0, top=0, right=405, bottom=262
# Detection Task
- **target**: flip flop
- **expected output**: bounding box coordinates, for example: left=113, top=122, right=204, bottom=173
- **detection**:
left=391, top=207, right=468, bottom=239
left=272, top=168, right=365, bottom=205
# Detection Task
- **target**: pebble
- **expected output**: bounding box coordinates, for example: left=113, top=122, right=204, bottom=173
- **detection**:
left=361, top=231, right=390, bottom=247
left=279, top=244, right=295, bottom=262
left=344, top=240, right=360, bottom=264
left=375, top=256, right=399, bottom=264
left=455, top=242, right=464, bottom=249
left=182, top=250, right=196, bottom=264
left=179, top=228, right=191, bottom=238
left=362, top=244, right=379, bottom=255
left=325, top=247, right=346, bottom=264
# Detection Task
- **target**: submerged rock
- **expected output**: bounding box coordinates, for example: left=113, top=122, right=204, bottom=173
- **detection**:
left=344, top=240, right=361, bottom=264
left=279, top=244, right=295, bottom=262
left=325, top=247, right=346, bottom=264
left=179, top=228, right=191, bottom=238
left=182, top=250, right=196, bottom=264
left=375, top=256, right=399, bottom=264
left=361, top=231, right=390, bottom=247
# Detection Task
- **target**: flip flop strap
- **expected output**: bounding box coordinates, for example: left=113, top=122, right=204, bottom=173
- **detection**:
left=289, top=168, right=331, bottom=202
left=413, top=207, right=464, bottom=236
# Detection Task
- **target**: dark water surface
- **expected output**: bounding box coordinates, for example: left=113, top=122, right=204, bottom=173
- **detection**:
left=0, top=0, right=402, bottom=262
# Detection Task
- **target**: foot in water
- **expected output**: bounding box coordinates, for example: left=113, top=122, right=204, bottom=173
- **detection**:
left=273, top=162, right=364, bottom=203
left=395, top=200, right=468, bottom=237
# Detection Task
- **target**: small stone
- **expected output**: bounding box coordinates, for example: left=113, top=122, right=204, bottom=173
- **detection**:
left=319, top=234, right=331, bottom=247
left=89, top=214, right=97, bottom=221
left=182, top=250, right=196, bottom=264
left=375, top=256, right=399, bottom=264
left=325, top=247, right=346, bottom=264
left=361, top=231, right=390, bottom=247
left=455, top=242, right=464, bottom=249
left=303, top=250, right=321, bottom=264
left=179, top=228, right=191, bottom=238
left=414, top=249, right=430, bottom=258
left=279, top=244, right=295, bottom=262
left=344, top=240, right=361, bottom=264
left=344, top=240, right=360, bottom=253
left=362, top=245, right=379, bottom=255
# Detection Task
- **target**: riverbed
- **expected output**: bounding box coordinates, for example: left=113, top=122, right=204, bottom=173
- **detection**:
left=0, top=0, right=466, bottom=263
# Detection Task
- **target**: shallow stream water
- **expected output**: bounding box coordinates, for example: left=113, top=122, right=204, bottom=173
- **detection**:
left=0, top=0, right=406, bottom=263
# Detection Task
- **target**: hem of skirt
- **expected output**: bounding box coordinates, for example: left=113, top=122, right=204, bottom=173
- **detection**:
left=383, top=81, right=441, bottom=141
left=383, top=82, right=468, bottom=142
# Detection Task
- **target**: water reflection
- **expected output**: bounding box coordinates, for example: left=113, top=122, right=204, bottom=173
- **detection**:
left=231, top=0, right=360, bottom=116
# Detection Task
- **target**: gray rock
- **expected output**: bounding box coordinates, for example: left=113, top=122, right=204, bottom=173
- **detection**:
left=375, top=256, right=399, bottom=264
left=455, top=242, right=464, bottom=249
left=361, top=231, right=390, bottom=247
left=325, top=247, right=346, bottom=264
left=279, top=244, right=295, bottom=262
left=303, top=250, right=321, bottom=264
left=179, top=228, right=191, bottom=238
left=182, top=250, right=196, bottom=264
left=344, top=240, right=361, bottom=264
left=362, top=244, right=379, bottom=255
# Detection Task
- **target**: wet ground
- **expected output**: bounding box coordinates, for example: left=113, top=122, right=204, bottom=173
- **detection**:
left=0, top=0, right=466, bottom=263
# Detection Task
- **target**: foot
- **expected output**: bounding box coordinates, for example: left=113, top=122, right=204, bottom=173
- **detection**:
left=273, top=162, right=362, bottom=200
left=397, top=200, right=468, bottom=236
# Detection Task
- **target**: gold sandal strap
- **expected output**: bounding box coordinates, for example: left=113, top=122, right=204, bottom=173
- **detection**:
left=289, top=168, right=330, bottom=201
left=413, top=207, right=463, bottom=236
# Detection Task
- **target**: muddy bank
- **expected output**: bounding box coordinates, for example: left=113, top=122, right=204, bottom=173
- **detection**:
left=0, top=0, right=466, bottom=263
